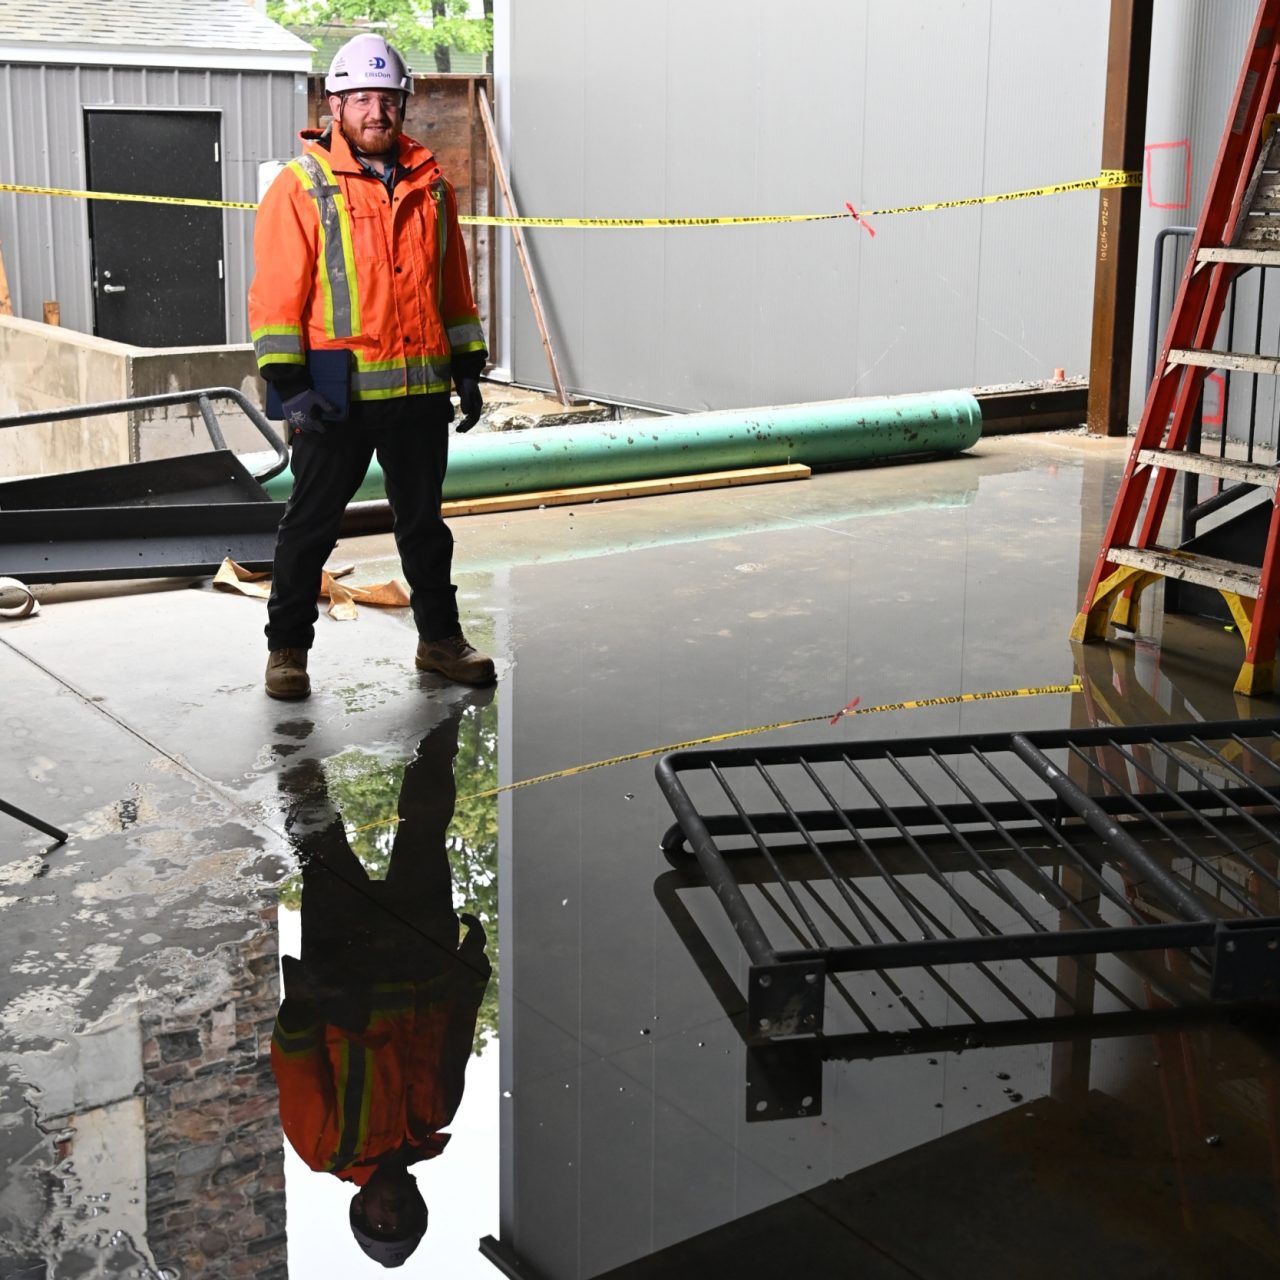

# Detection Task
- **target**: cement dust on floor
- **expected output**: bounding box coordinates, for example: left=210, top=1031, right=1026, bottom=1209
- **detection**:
left=3, top=429, right=1280, bottom=1278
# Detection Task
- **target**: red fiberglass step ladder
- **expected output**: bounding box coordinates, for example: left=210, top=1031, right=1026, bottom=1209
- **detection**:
left=1072, top=0, right=1280, bottom=695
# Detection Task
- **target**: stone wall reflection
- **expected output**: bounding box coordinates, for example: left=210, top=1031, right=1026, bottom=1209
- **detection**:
left=142, top=907, right=286, bottom=1278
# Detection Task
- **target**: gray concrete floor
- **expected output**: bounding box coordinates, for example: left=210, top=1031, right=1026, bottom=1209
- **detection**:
left=3, top=430, right=1280, bottom=1277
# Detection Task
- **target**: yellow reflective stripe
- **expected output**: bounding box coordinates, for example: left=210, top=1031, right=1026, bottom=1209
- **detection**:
left=350, top=358, right=451, bottom=398
left=331, top=1041, right=375, bottom=1172
left=433, top=183, right=446, bottom=309
left=271, top=1020, right=320, bottom=1055
left=252, top=326, right=305, bottom=365
left=447, top=319, right=484, bottom=351
left=289, top=154, right=361, bottom=339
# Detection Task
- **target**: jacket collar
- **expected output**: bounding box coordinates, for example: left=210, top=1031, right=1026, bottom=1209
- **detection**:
left=299, top=125, right=442, bottom=185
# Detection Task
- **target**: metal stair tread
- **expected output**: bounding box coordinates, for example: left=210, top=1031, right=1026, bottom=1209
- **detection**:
left=1108, top=545, right=1262, bottom=595
left=1167, top=347, right=1280, bottom=375
left=1198, top=245, right=1280, bottom=266
left=1135, top=447, right=1280, bottom=489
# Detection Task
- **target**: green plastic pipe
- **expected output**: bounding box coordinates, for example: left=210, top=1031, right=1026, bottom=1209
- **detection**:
left=263, top=390, right=982, bottom=504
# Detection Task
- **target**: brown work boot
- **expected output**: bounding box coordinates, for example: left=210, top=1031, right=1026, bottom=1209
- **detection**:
left=265, top=647, right=311, bottom=700
left=415, top=633, right=496, bottom=685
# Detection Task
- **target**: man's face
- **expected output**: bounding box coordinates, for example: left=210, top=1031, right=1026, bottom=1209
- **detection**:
left=330, top=90, right=405, bottom=157
left=356, top=1167, right=424, bottom=1237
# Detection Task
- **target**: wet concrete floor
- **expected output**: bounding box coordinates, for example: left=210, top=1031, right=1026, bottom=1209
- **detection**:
left=2, top=429, right=1280, bottom=1277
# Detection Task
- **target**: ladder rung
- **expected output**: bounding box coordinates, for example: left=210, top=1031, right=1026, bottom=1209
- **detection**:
left=1136, top=448, right=1280, bottom=489
left=1168, top=348, right=1280, bottom=376
left=1197, top=246, right=1280, bottom=267
left=1240, top=221, right=1280, bottom=246
left=1108, top=545, right=1261, bottom=596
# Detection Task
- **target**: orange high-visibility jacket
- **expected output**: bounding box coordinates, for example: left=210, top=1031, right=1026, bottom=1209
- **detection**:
left=248, top=125, right=485, bottom=403
left=271, top=965, right=489, bottom=1185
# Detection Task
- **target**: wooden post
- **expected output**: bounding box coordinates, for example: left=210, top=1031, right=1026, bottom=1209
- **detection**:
left=476, top=87, right=570, bottom=405
left=0, top=241, right=13, bottom=316
left=1087, top=0, right=1154, bottom=436
left=42, top=301, right=60, bottom=327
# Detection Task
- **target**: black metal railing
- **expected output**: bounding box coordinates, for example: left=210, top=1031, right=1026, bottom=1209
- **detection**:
left=657, top=719, right=1280, bottom=1040
left=0, top=387, right=288, bottom=482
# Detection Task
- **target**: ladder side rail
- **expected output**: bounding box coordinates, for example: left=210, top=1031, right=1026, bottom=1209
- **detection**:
left=1134, top=268, right=1242, bottom=549
left=1135, top=38, right=1280, bottom=551
left=1240, top=494, right=1280, bottom=689
left=1146, top=0, right=1280, bottom=394
left=1076, top=339, right=1216, bottom=615
left=1077, top=2, right=1280, bottom=622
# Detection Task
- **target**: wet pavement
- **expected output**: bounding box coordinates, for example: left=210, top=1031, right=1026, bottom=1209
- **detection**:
left=3, top=428, right=1280, bottom=1277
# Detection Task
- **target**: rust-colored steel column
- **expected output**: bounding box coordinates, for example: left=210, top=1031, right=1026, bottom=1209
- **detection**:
left=1088, top=0, right=1154, bottom=436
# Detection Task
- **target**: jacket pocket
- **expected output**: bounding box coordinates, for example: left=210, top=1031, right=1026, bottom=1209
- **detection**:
left=349, top=210, right=385, bottom=264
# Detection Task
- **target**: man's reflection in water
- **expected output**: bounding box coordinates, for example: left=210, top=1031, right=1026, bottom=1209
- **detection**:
left=272, top=695, right=492, bottom=1268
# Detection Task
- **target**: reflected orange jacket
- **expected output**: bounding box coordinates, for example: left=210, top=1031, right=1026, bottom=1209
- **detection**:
left=271, top=963, right=489, bottom=1184
left=248, top=125, right=485, bottom=403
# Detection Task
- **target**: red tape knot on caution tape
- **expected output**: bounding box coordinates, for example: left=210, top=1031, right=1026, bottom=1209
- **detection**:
left=844, top=202, right=876, bottom=237
left=830, top=695, right=861, bottom=726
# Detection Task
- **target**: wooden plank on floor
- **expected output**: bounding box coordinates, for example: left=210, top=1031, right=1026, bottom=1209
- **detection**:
left=441, top=463, right=811, bottom=518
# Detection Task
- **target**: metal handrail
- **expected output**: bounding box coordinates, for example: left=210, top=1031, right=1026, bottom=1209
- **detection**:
left=0, top=387, right=289, bottom=483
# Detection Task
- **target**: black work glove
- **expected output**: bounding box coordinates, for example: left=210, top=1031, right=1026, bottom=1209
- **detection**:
left=455, top=377, right=483, bottom=433
left=282, top=387, right=338, bottom=434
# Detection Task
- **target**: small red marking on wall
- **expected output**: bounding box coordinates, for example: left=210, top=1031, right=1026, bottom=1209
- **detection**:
left=1144, top=139, right=1192, bottom=210
left=1203, top=371, right=1225, bottom=428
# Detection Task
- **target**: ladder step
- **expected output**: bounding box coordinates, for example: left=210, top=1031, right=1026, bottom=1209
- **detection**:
left=1197, top=246, right=1280, bottom=267
left=1109, top=545, right=1261, bottom=596
left=1240, top=220, right=1280, bottom=246
left=1168, top=347, right=1280, bottom=376
left=1136, top=448, right=1280, bottom=490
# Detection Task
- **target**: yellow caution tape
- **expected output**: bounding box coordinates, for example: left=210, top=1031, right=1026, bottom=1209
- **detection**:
left=0, top=181, right=260, bottom=211
left=0, top=170, right=1141, bottom=224
left=857, top=168, right=1142, bottom=218
left=463, top=170, right=1143, bottom=228
left=348, top=678, right=1083, bottom=834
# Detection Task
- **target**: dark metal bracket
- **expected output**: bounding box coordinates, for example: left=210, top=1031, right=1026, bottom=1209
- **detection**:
left=748, top=961, right=825, bottom=1040
left=1212, top=918, right=1280, bottom=1000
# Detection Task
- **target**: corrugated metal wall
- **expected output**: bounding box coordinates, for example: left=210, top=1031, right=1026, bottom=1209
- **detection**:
left=503, top=0, right=1111, bottom=411
left=0, top=63, right=306, bottom=342
left=503, top=0, right=1280, bottom=425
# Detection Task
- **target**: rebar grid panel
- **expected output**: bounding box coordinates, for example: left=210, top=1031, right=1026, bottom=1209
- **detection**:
left=656, top=719, right=1280, bottom=1037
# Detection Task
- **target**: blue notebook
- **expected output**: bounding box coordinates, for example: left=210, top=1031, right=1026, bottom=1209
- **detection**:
left=264, top=348, right=351, bottom=422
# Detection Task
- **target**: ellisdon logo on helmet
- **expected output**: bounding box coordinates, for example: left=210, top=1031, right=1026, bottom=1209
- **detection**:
left=369, top=56, right=387, bottom=69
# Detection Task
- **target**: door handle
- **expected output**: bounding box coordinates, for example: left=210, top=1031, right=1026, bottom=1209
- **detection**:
left=102, top=283, right=126, bottom=293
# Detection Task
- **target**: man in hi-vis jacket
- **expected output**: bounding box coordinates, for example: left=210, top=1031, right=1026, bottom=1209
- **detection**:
left=250, top=33, right=495, bottom=700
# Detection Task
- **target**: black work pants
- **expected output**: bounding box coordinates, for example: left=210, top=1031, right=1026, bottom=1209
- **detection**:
left=265, top=401, right=458, bottom=651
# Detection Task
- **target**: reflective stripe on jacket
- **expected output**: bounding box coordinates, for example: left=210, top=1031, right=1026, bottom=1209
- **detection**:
left=248, top=126, right=486, bottom=402
left=271, top=966, right=486, bottom=1184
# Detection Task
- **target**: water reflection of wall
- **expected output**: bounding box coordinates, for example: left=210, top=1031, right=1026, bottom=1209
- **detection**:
left=143, top=908, right=286, bottom=1277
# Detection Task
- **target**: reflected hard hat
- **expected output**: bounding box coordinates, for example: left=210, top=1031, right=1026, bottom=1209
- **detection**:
left=349, top=1192, right=427, bottom=1268
left=326, top=33, right=412, bottom=96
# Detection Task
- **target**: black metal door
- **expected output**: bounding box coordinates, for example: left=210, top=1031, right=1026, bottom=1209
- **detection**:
left=85, top=110, right=226, bottom=347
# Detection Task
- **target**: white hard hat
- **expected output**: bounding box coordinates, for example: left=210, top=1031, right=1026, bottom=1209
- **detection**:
left=326, top=33, right=412, bottom=96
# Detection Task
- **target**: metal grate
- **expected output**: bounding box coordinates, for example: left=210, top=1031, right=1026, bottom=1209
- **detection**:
left=655, top=719, right=1280, bottom=1038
